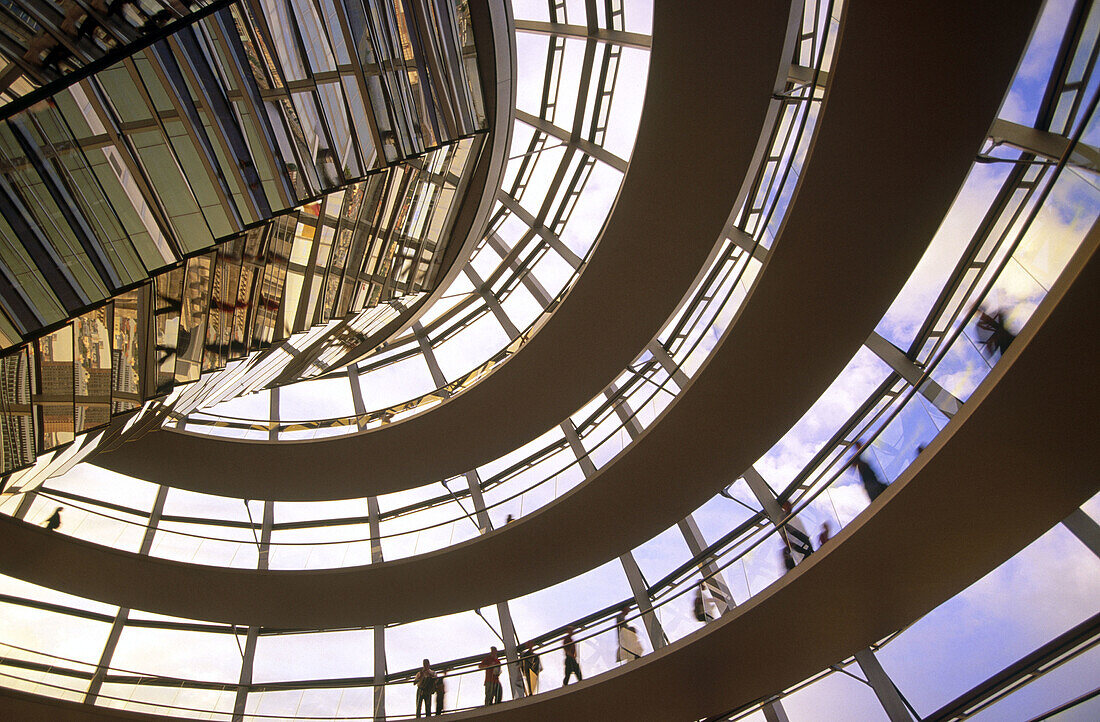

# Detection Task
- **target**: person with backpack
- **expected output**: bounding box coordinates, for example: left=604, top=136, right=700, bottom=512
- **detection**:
left=413, top=659, right=436, bottom=718
left=519, top=642, right=541, bottom=694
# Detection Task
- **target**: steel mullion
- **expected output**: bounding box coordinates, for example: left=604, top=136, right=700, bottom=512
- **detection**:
left=177, top=24, right=273, bottom=222
left=85, top=484, right=168, bottom=703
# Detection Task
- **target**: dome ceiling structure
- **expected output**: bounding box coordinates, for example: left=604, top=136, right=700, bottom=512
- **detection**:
left=0, top=0, right=1097, bottom=721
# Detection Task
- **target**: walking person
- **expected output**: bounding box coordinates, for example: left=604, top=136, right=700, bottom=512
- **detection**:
left=562, top=627, right=583, bottom=685
left=975, top=305, right=1016, bottom=358
left=616, top=607, right=643, bottom=663
left=854, top=443, right=889, bottom=501
left=781, top=544, right=796, bottom=573
left=519, top=642, right=541, bottom=695
left=479, top=646, right=503, bottom=705
left=694, top=582, right=722, bottom=622
left=43, top=506, right=62, bottom=531
left=780, top=500, right=814, bottom=561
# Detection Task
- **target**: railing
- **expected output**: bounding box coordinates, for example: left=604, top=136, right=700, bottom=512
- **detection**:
left=0, top=0, right=840, bottom=571
left=0, top=0, right=1095, bottom=718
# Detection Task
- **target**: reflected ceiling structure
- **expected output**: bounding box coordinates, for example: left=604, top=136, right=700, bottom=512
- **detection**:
left=0, top=0, right=1097, bottom=721
left=0, top=0, right=489, bottom=475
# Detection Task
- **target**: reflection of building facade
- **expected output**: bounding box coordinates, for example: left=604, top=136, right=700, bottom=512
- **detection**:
left=0, top=0, right=485, bottom=350
left=0, top=349, right=33, bottom=471
left=0, top=0, right=487, bottom=475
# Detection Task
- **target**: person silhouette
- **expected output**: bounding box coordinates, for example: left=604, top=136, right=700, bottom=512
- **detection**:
left=479, top=646, right=503, bottom=705
left=433, top=672, right=445, bottom=715
left=44, top=507, right=63, bottom=531
left=562, top=627, right=582, bottom=684
left=413, top=659, right=435, bottom=718
left=780, top=500, right=814, bottom=560
left=854, top=443, right=889, bottom=501
left=974, top=305, right=1016, bottom=358
left=781, top=544, right=796, bottom=573
left=519, top=642, right=541, bottom=694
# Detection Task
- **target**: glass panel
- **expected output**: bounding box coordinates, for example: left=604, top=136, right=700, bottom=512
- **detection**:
left=111, top=626, right=242, bottom=684
left=252, top=629, right=372, bottom=683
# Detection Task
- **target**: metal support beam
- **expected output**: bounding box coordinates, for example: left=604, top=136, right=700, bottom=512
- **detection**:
left=374, top=622, right=387, bottom=721
left=367, top=496, right=383, bottom=565
left=365, top=452, right=385, bottom=717
left=142, top=486, right=170, bottom=557
left=347, top=364, right=369, bottom=431
left=514, top=109, right=630, bottom=172
left=854, top=648, right=914, bottom=722
left=561, top=417, right=666, bottom=648
left=678, top=515, right=735, bottom=614
left=607, top=385, right=644, bottom=438
left=762, top=698, right=792, bottom=722
left=257, top=500, right=273, bottom=570
left=466, top=267, right=521, bottom=339
left=743, top=466, right=783, bottom=524
left=647, top=339, right=690, bottom=389
left=619, top=550, right=667, bottom=650
left=725, top=227, right=770, bottom=264
left=988, top=118, right=1100, bottom=172
left=487, top=233, right=553, bottom=307
left=787, top=64, right=830, bottom=89
left=496, top=192, right=584, bottom=269
left=465, top=470, right=493, bottom=531
left=231, top=498, right=272, bottom=719
left=85, top=608, right=129, bottom=702
left=496, top=601, right=525, bottom=699
left=413, top=322, right=449, bottom=390
left=86, top=484, right=168, bottom=703
left=13, top=490, right=36, bottom=520
left=865, top=331, right=961, bottom=417
left=560, top=420, right=597, bottom=477
left=1063, top=508, right=1100, bottom=559
left=268, top=387, right=279, bottom=441
left=350, top=364, right=386, bottom=568
left=231, top=627, right=259, bottom=722
left=511, top=19, right=652, bottom=50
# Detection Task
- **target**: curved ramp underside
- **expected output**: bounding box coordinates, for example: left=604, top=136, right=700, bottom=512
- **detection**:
left=91, top=0, right=795, bottom=500
left=1, top=134, right=1094, bottom=722
left=0, top=0, right=1043, bottom=626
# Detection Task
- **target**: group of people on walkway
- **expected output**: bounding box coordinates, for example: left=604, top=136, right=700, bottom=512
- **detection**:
left=412, top=303, right=1019, bottom=716
left=413, top=629, right=582, bottom=714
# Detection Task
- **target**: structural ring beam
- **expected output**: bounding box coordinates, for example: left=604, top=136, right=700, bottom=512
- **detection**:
left=427, top=219, right=1100, bottom=721
left=0, top=0, right=1043, bottom=627
left=0, top=110, right=1094, bottom=722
